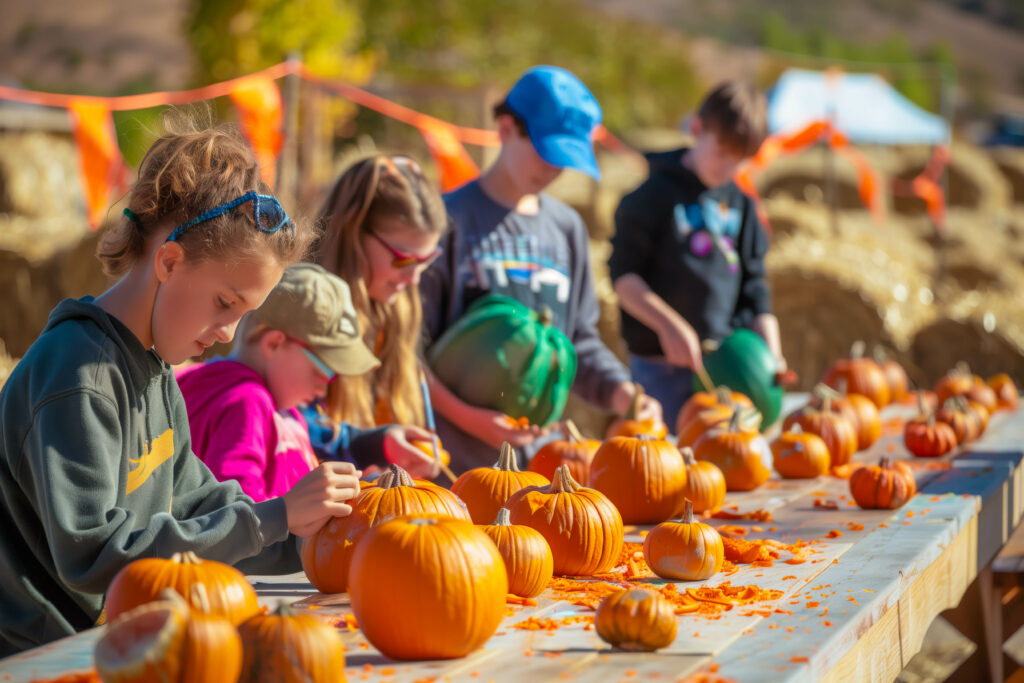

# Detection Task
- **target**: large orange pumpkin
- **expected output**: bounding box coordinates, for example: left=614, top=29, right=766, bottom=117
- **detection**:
left=783, top=390, right=858, bottom=468
left=680, top=447, right=726, bottom=514
left=605, top=384, right=668, bottom=440
left=676, top=386, right=753, bottom=437
left=349, top=515, right=507, bottom=660
left=589, top=435, right=687, bottom=524
left=506, top=465, right=624, bottom=576
left=643, top=500, right=724, bottom=581
left=452, top=442, right=549, bottom=524
left=594, top=589, right=677, bottom=652
left=528, top=420, right=601, bottom=484
left=237, top=604, right=346, bottom=682
left=821, top=340, right=890, bottom=408
left=105, top=551, right=259, bottom=626
left=771, top=425, right=831, bottom=479
left=692, top=410, right=773, bottom=491
left=988, top=373, right=1020, bottom=411
left=479, top=507, right=553, bottom=598
left=849, top=457, right=917, bottom=509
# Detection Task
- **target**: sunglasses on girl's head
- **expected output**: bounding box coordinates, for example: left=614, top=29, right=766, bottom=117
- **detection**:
left=368, top=231, right=442, bottom=269
left=166, top=192, right=294, bottom=243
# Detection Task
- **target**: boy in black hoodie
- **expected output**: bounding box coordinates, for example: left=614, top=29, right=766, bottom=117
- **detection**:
left=609, top=81, right=788, bottom=425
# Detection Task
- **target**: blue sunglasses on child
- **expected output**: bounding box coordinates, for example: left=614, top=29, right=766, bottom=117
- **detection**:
left=161, top=192, right=294, bottom=243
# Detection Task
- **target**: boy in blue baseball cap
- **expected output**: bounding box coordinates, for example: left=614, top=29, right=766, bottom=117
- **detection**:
left=420, top=65, right=662, bottom=473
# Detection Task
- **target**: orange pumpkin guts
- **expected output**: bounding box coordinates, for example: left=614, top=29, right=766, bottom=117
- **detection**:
left=643, top=500, right=724, bottom=581
left=783, top=386, right=858, bottom=468
left=589, top=434, right=687, bottom=524
left=237, top=603, right=346, bottom=682
left=479, top=507, right=553, bottom=598
left=771, top=425, right=830, bottom=479
left=506, top=465, right=624, bottom=576
left=849, top=457, right=917, bottom=509
left=821, top=340, right=890, bottom=408
left=693, top=409, right=773, bottom=491
left=451, top=442, right=549, bottom=524
left=595, top=589, right=678, bottom=652
left=528, top=420, right=600, bottom=484
left=605, top=384, right=668, bottom=440
left=676, top=386, right=753, bottom=437
left=680, top=446, right=726, bottom=514
left=348, top=515, right=507, bottom=660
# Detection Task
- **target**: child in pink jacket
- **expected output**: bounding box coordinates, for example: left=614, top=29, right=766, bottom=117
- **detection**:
left=179, top=263, right=437, bottom=501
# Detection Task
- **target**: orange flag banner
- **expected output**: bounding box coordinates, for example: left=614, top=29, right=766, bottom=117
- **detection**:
left=416, top=118, right=480, bottom=192
left=229, top=77, right=284, bottom=189
left=68, top=99, right=126, bottom=229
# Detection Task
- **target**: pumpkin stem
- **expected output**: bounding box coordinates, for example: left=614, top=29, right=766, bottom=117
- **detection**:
left=916, top=393, right=926, bottom=417
left=851, top=340, right=866, bottom=359
left=728, top=409, right=742, bottom=433
left=625, top=384, right=644, bottom=420
left=879, top=457, right=892, bottom=471
left=814, top=383, right=840, bottom=412
left=491, top=507, right=512, bottom=526
left=189, top=583, right=212, bottom=614
left=701, top=339, right=720, bottom=354
left=539, top=306, right=554, bottom=327
left=564, top=419, right=585, bottom=444
left=680, top=446, right=697, bottom=466
left=273, top=603, right=295, bottom=617
left=837, top=377, right=849, bottom=396
left=873, top=345, right=888, bottom=364
left=954, top=361, right=971, bottom=378
left=171, top=551, right=202, bottom=565
left=549, top=465, right=582, bottom=494
left=789, top=423, right=804, bottom=436
left=681, top=499, right=695, bottom=524
left=378, top=463, right=414, bottom=489
left=715, top=385, right=731, bottom=405
left=495, top=442, right=521, bottom=471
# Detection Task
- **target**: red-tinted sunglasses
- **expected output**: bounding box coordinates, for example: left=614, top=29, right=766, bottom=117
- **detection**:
left=368, top=231, right=442, bottom=269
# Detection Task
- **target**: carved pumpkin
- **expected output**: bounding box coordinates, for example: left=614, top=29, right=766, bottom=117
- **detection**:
left=821, top=340, right=890, bottom=408
left=771, top=425, right=831, bottom=479
left=451, top=442, right=549, bottom=524
left=349, top=515, right=507, bottom=660
left=589, top=435, right=687, bottom=524
left=936, top=397, right=982, bottom=444
left=595, top=589, right=678, bottom=652
left=643, top=500, right=724, bottom=581
left=680, top=447, right=726, bottom=514
left=479, top=508, right=553, bottom=598
left=528, top=420, right=600, bottom=483
left=904, top=411, right=958, bottom=458
left=849, top=457, right=917, bottom=509
left=988, top=373, right=1020, bottom=411
left=693, top=410, right=773, bottom=491
left=105, top=551, right=259, bottom=626
left=605, top=384, right=668, bottom=440
left=783, top=388, right=858, bottom=467
left=238, top=604, right=346, bottom=681
left=676, top=386, right=753, bottom=438
left=506, top=465, right=624, bottom=576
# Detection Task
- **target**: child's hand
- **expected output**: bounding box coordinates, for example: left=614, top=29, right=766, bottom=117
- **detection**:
left=611, top=382, right=664, bottom=424
left=383, top=426, right=441, bottom=480
left=463, top=406, right=540, bottom=450
left=657, top=319, right=703, bottom=371
left=283, top=462, right=362, bottom=537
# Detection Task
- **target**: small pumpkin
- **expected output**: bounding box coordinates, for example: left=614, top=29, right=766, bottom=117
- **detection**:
left=935, top=396, right=982, bottom=444
left=506, top=465, right=624, bottom=576
left=771, top=425, right=831, bottom=479
left=349, top=515, right=507, bottom=660
left=904, top=409, right=958, bottom=458
left=874, top=347, right=910, bottom=403
left=966, top=398, right=992, bottom=434
left=643, top=500, right=724, bottom=581
left=676, top=386, right=753, bottom=438
left=821, top=340, right=891, bottom=408
left=410, top=438, right=452, bottom=468
left=528, top=420, right=601, bottom=483
left=589, top=434, right=688, bottom=524
left=479, top=508, right=553, bottom=598
left=849, top=457, right=917, bottom=509
left=605, top=384, right=668, bottom=440
left=783, top=386, right=858, bottom=467
left=595, top=589, right=678, bottom=652
left=692, top=409, right=773, bottom=491
left=451, top=442, right=549, bottom=524
left=823, top=380, right=881, bottom=451
left=238, top=604, right=346, bottom=682
left=680, top=447, right=726, bottom=514
left=935, top=363, right=982, bottom=406
left=988, top=373, right=1020, bottom=411
left=105, top=551, right=259, bottom=626
left=678, top=403, right=760, bottom=449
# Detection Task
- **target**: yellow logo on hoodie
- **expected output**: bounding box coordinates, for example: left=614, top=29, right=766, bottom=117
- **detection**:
left=126, top=428, right=175, bottom=495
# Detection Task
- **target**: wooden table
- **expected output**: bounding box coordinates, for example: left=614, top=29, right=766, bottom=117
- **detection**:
left=2, top=398, right=1022, bottom=683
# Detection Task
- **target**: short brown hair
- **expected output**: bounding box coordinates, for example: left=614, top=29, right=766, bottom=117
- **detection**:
left=493, top=101, right=529, bottom=137
left=697, top=81, right=767, bottom=157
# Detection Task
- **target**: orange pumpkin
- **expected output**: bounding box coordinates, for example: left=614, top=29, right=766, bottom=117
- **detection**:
left=349, top=515, right=507, bottom=660
left=411, top=438, right=451, bottom=468
left=676, top=386, right=753, bottom=437
left=643, top=500, right=724, bottom=581
left=479, top=508, right=553, bottom=598
left=874, top=347, right=910, bottom=403
left=680, top=447, right=726, bottom=514
left=605, top=384, right=668, bottom=440
left=589, top=435, right=687, bottom=524
left=692, top=410, right=772, bottom=491
left=783, top=389, right=858, bottom=468
left=105, top=551, right=259, bottom=626
left=771, top=425, right=831, bottom=479
left=988, top=373, right=1019, bottom=410
left=849, top=457, right=917, bottom=509
left=451, top=442, right=549, bottom=524
left=934, top=363, right=977, bottom=405
left=821, top=340, right=890, bottom=408
left=904, top=412, right=958, bottom=458
left=966, top=398, right=992, bottom=434
left=678, top=403, right=760, bottom=449
left=238, top=604, right=346, bottom=681
left=506, top=465, right=624, bottom=576
left=822, top=381, right=881, bottom=451
left=595, top=589, right=678, bottom=652
left=935, top=397, right=982, bottom=444
left=528, top=420, right=601, bottom=483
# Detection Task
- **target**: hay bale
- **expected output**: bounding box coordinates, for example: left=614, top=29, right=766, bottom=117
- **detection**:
left=991, top=147, right=1024, bottom=205
left=892, top=142, right=1011, bottom=215
left=0, top=132, right=82, bottom=219
left=911, top=317, right=1024, bottom=387
left=0, top=339, right=19, bottom=392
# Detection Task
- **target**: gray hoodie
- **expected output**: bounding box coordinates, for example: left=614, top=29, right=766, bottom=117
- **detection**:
left=0, top=297, right=299, bottom=655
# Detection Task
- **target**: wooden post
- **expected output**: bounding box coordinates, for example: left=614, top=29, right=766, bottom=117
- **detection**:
left=276, top=52, right=302, bottom=212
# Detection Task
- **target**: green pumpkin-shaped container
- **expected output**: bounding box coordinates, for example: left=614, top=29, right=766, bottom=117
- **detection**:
left=692, top=328, right=783, bottom=430
left=428, top=295, right=577, bottom=426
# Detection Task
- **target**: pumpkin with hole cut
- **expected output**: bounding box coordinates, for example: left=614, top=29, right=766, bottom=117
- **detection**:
left=589, top=434, right=687, bottom=524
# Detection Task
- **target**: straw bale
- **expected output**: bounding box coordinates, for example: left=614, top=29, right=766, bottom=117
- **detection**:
left=991, top=146, right=1024, bottom=205
left=0, top=132, right=82, bottom=220
left=892, top=142, right=1011, bottom=215
left=0, top=339, right=20, bottom=392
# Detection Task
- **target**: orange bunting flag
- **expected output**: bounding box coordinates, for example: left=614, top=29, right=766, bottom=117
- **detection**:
left=229, top=77, right=284, bottom=189
left=416, top=118, right=480, bottom=192
left=68, top=99, right=126, bottom=229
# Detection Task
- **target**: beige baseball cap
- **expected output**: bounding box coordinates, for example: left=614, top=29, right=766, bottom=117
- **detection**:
left=251, top=263, right=380, bottom=376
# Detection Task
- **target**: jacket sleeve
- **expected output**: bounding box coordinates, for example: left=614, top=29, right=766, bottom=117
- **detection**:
left=608, top=190, right=659, bottom=284
left=300, top=406, right=390, bottom=469
left=191, top=396, right=272, bottom=502
left=732, top=196, right=773, bottom=327
left=17, top=390, right=290, bottom=595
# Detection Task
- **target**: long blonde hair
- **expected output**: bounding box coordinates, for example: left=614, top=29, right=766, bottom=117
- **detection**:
left=315, top=155, right=447, bottom=428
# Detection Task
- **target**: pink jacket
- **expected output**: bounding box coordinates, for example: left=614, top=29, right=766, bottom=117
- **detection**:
left=177, top=360, right=319, bottom=502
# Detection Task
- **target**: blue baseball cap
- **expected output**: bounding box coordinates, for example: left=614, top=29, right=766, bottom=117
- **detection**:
left=504, top=66, right=603, bottom=180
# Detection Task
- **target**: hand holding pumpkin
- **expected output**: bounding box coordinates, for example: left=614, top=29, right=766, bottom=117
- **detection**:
left=384, top=426, right=442, bottom=480
left=610, top=382, right=664, bottom=426
left=282, top=461, right=363, bottom=537
left=462, top=404, right=544, bottom=449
